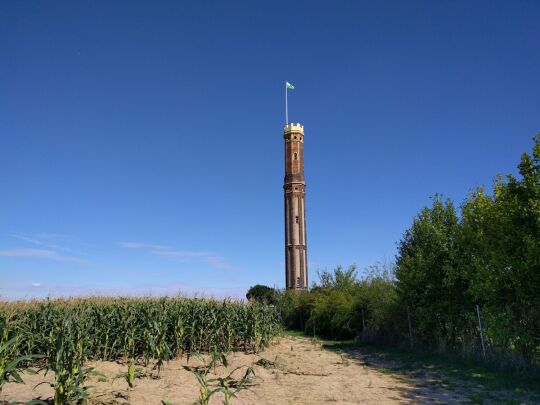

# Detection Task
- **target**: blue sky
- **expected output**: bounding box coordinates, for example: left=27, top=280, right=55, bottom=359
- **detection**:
left=1, top=1, right=539, bottom=299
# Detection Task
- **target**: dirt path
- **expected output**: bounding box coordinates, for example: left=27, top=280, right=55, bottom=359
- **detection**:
left=0, top=336, right=496, bottom=404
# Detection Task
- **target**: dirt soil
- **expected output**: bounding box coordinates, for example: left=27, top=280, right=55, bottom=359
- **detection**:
left=0, top=336, right=518, bottom=404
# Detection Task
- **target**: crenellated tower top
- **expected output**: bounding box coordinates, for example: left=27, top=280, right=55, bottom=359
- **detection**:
left=284, top=123, right=304, bottom=133
left=283, top=123, right=305, bottom=145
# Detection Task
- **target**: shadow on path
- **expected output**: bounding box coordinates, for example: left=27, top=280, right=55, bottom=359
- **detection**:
left=322, top=341, right=540, bottom=405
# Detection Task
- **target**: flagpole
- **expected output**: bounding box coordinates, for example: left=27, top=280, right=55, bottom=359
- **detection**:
left=285, top=82, right=288, bottom=124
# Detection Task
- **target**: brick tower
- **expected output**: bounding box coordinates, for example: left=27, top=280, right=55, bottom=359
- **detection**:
left=284, top=123, right=308, bottom=290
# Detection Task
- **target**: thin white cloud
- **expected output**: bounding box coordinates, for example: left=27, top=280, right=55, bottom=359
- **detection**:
left=151, top=250, right=210, bottom=258
left=119, top=242, right=169, bottom=250
left=153, top=250, right=233, bottom=269
left=32, top=282, right=41, bottom=287
left=10, top=233, right=81, bottom=254
left=36, top=233, right=71, bottom=239
left=202, top=255, right=235, bottom=270
left=0, top=248, right=84, bottom=263
left=119, top=241, right=235, bottom=270
left=12, top=235, right=59, bottom=249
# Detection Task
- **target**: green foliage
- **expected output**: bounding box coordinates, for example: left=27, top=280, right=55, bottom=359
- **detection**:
left=183, top=351, right=226, bottom=404
left=0, top=296, right=280, bottom=402
left=356, top=275, right=404, bottom=343
left=44, top=315, right=94, bottom=404
left=0, top=296, right=280, bottom=365
left=246, top=285, right=277, bottom=305
left=0, top=337, right=39, bottom=393
left=276, top=264, right=403, bottom=342
left=395, top=134, right=540, bottom=365
left=395, top=196, right=466, bottom=347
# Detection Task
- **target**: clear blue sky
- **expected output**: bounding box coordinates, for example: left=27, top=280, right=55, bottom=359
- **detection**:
left=1, top=1, right=539, bottom=299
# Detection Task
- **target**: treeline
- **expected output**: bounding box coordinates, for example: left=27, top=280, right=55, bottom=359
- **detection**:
left=273, top=133, right=540, bottom=368
left=396, top=133, right=540, bottom=365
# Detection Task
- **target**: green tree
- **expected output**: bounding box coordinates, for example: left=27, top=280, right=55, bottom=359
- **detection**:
left=480, top=134, right=540, bottom=361
left=246, top=285, right=277, bottom=305
left=395, top=196, right=464, bottom=348
left=396, top=134, right=540, bottom=363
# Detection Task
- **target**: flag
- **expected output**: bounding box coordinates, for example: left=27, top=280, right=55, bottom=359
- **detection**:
left=286, top=82, right=295, bottom=90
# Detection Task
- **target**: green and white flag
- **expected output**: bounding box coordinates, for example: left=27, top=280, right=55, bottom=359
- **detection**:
left=285, top=81, right=295, bottom=124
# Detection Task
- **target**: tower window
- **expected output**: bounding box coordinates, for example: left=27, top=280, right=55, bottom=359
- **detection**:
left=295, top=216, right=299, bottom=223
left=293, top=152, right=298, bottom=160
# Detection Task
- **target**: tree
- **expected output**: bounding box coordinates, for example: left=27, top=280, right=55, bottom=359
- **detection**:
left=395, top=134, right=540, bottom=362
left=478, top=133, right=540, bottom=360
left=395, top=196, right=464, bottom=348
left=246, top=285, right=277, bottom=305
left=316, top=265, right=358, bottom=292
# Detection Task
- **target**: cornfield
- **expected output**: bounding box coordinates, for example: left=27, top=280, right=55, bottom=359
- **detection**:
left=0, top=296, right=281, bottom=365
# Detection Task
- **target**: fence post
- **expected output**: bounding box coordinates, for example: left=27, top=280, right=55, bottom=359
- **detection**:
left=407, top=305, right=414, bottom=348
left=362, top=313, right=366, bottom=341
left=312, top=310, right=316, bottom=338
left=476, top=304, right=486, bottom=360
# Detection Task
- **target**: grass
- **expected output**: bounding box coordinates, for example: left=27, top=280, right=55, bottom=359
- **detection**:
left=284, top=330, right=305, bottom=338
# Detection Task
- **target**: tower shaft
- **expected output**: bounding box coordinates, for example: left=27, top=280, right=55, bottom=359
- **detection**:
left=283, top=123, right=308, bottom=290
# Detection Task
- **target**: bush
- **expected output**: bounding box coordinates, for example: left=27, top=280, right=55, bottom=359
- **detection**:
left=276, top=264, right=405, bottom=342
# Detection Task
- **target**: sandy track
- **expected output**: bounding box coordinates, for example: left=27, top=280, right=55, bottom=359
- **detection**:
left=1, top=336, right=466, bottom=404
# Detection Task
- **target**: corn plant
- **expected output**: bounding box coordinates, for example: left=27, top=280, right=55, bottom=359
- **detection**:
left=0, top=337, right=39, bottom=393
left=113, top=359, right=142, bottom=400
left=0, top=296, right=281, bottom=384
left=42, top=315, right=93, bottom=405
left=183, top=350, right=228, bottom=404
left=1, top=297, right=279, bottom=403
left=216, top=365, right=256, bottom=405
left=184, top=350, right=257, bottom=405
left=127, top=360, right=136, bottom=390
